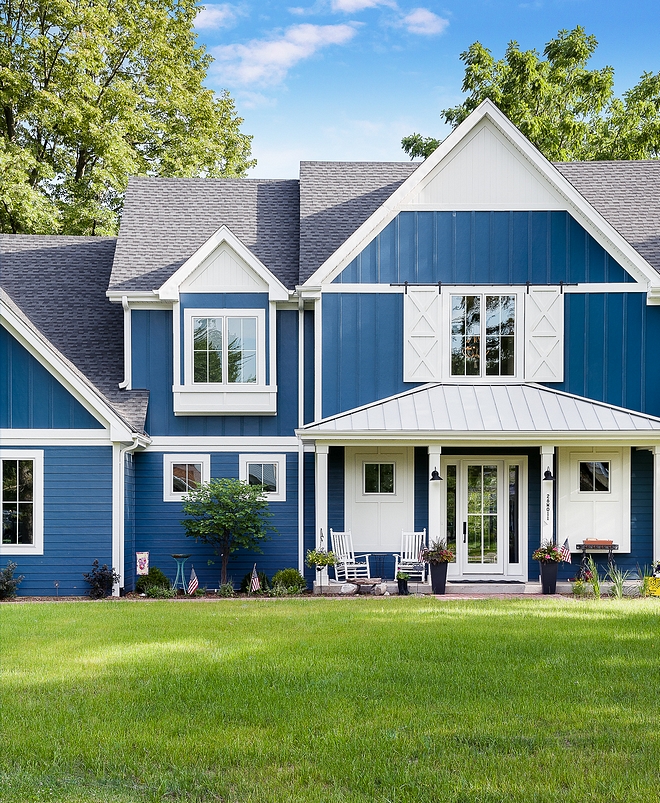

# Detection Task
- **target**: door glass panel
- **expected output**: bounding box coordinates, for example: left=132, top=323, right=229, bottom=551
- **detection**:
left=466, top=464, right=498, bottom=565
left=509, top=465, right=519, bottom=564
left=446, top=465, right=457, bottom=562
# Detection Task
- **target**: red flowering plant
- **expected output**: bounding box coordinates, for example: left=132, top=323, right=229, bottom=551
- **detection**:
left=532, top=542, right=563, bottom=563
left=420, top=539, right=454, bottom=565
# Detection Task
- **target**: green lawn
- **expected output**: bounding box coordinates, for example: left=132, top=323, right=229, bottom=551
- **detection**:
left=1, top=597, right=659, bottom=803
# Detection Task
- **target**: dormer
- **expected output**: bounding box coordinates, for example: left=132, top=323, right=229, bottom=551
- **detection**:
left=158, top=226, right=289, bottom=415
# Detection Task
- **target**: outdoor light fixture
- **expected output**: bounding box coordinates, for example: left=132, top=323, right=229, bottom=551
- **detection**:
left=543, top=468, right=555, bottom=481
left=430, top=468, right=443, bottom=481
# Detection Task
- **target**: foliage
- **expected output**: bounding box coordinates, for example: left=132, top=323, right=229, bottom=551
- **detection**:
left=135, top=566, right=170, bottom=594
left=586, top=555, right=601, bottom=599
left=305, top=549, right=336, bottom=568
left=239, top=571, right=269, bottom=593
left=182, top=478, right=274, bottom=585
left=271, top=568, right=306, bottom=592
left=83, top=559, right=120, bottom=599
left=0, top=561, right=24, bottom=599
left=532, top=542, right=563, bottom=563
left=396, top=572, right=410, bottom=580
left=607, top=564, right=631, bottom=599
left=571, top=578, right=588, bottom=597
left=402, top=26, right=660, bottom=162
left=420, top=539, right=454, bottom=564
left=217, top=582, right=235, bottom=598
left=145, top=585, right=175, bottom=599
left=0, top=0, right=255, bottom=235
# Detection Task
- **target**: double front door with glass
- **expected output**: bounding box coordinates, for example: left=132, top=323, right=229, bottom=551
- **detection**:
left=442, top=457, right=525, bottom=578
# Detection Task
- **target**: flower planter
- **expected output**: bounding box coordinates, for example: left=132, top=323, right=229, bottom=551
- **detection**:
left=540, top=561, right=558, bottom=594
left=429, top=562, right=448, bottom=595
left=397, top=578, right=409, bottom=596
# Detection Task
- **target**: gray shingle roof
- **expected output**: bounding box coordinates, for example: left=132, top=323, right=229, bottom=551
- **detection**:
left=109, top=176, right=300, bottom=291
left=0, top=235, right=148, bottom=432
left=554, top=161, right=660, bottom=274
left=299, top=161, right=417, bottom=283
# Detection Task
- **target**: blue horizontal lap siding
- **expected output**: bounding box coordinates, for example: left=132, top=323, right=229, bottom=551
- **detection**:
left=124, top=452, right=136, bottom=592
left=133, top=451, right=300, bottom=591
left=333, top=212, right=634, bottom=285
left=0, top=327, right=102, bottom=429
left=5, top=446, right=113, bottom=596
left=131, top=308, right=298, bottom=436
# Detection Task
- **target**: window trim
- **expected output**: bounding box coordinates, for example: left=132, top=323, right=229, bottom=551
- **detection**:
left=239, top=454, right=286, bottom=502
left=163, top=454, right=210, bottom=502
left=0, top=450, right=44, bottom=556
left=578, top=460, right=611, bottom=495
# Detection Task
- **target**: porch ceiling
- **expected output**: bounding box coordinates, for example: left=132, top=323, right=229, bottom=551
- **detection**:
left=298, top=383, right=660, bottom=441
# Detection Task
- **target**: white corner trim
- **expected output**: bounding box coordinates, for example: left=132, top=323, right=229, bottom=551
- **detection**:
left=162, top=453, right=211, bottom=502
left=301, top=100, right=659, bottom=291
left=239, top=453, right=287, bottom=502
left=0, top=450, right=44, bottom=556
left=157, top=225, right=289, bottom=302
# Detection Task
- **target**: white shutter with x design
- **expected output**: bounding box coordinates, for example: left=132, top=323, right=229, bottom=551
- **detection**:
left=403, top=288, right=442, bottom=382
left=524, top=287, right=564, bottom=382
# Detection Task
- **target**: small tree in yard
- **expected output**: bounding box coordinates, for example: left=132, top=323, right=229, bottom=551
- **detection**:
left=181, top=478, right=274, bottom=585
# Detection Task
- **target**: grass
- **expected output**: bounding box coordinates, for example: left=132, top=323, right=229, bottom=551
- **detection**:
left=1, top=597, right=659, bottom=803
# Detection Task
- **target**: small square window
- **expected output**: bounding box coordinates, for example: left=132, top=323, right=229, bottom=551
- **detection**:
left=364, top=463, right=395, bottom=494
left=239, top=454, right=286, bottom=502
left=579, top=461, right=610, bottom=492
left=163, top=454, right=210, bottom=501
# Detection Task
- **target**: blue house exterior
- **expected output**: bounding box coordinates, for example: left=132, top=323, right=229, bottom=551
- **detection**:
left=3, top=100, right=660, bottom=594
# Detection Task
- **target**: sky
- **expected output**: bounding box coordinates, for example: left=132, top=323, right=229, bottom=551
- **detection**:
left=193, top=0, right=660, bottom=178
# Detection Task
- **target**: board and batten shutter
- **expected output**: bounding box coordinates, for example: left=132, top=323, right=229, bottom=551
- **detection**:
left=403, top=288, right=442, bottom=382
left=524, top=287, right=564, bottom=382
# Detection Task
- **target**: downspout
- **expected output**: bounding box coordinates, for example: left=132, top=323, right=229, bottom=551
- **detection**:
left=118, top=296, right=131, bottom=389
left=112, top=434, right=145, bottom=596
left=298, top=293, right=306, bottom=575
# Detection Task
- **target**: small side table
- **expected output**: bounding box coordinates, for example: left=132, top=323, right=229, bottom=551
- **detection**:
left=171, top=554, right=191, bottom=592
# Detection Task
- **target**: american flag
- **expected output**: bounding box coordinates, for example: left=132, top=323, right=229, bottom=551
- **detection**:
left=559, top=539, right=571, bottom=563
left=250, top=563, right=260, bottom=593
left=187, top=566, right=198, bottom=595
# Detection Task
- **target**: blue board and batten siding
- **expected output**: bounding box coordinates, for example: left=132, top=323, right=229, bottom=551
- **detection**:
left=0, top=328, right=102, bottom=429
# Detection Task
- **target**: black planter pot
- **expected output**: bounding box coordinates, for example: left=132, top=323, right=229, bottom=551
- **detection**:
left=429, top=562, right=448, bottom=595
left=540, top=561, right=558, bottom=594
left=397, top=579, right=410, bottom=596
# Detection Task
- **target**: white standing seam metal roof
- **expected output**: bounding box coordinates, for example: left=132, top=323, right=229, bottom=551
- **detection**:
left=299, top=384, right=660, bottom=439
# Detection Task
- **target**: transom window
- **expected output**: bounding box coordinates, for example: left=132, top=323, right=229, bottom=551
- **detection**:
left=579, top=461, right=610, bottom=492
left=193, top=315, right=257, bottom=384
left=451, top=295, right=515, bottom=377
left=2, top=458, right=34, bottom=545
left=364, top=463, right=395, bottom=494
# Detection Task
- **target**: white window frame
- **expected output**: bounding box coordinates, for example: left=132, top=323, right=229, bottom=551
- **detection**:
left=163, top=454, right=210, bottom=502
left=239, top=454, right=286, bottom=502
left=444, top=289, right=522, bottom=381
left=578, top=460, right=611, bottom=495
left=183, top=307, right=266, bottom=387
left=362, top=462, right=396, bottom=495
left=0, top=450, right=44, bottom=556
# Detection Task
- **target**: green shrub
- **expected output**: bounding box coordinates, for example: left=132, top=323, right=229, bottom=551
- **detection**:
left=83, top=560, right=120, bottom=599
left=0, top=561, right=24, bottom=600
left=135, top=567, right=170, bottom=594
left=271, top=568, right=306, bottom=592
left=240, top=571, right=269, bottom=593
left=146, top=585, right=176, bottom=599
left=217, top=582, right=235, bottom=597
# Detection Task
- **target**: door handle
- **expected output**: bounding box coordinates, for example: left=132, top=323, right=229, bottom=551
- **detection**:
left=463, top=522, right=467, bottom=543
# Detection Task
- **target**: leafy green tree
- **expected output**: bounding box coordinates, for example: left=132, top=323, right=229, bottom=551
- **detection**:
left=402, top=26, right=660, bottom=162
left=181, top=478, right=274, bottom=585
left=0, top=0, right=255, bottom=235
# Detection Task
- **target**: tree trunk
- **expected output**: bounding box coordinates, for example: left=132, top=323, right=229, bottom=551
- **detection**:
left=221, top=536, right=230, bottom=585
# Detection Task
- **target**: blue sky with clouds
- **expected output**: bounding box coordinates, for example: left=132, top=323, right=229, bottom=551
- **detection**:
left=193, top=1, right=660, bottom=177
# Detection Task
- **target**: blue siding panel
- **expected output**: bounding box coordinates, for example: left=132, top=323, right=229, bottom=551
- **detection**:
left=304, top=309, right=315, bottom=424
left=328, top=446, right=345, bottom=535
left=0, top=327, right=102, bottom=429
left=133, top=451, right=300, bottom=591
left=303, top=451, right=316, bottom=586
left=414, top=447, right=429, bottom=534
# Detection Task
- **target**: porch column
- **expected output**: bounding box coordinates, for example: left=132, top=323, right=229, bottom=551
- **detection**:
left=654, top=447, right=660, bottom=563
left=315, top=443, right=329, bottom=585
left=540, top=446, right=555, bottom=546
left=428, top=445, right=442, bottom=546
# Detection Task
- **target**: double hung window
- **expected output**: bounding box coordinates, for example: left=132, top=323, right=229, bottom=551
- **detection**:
left=193, top=315, right=258, bottom=384
left=451, top=295, right=515, bottom=377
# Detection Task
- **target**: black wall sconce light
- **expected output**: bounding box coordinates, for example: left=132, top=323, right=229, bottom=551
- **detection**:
left=543, top=467, right=555, bottom=481
left=430, top=468, right=443, bottom=481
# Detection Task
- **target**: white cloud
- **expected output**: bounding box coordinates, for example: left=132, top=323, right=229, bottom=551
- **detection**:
left=211, top=23, right=358, bottom=86
left=195, top=3, right=241, bottom=31
left=400, top=7, right=449, bottom=35
left=331, top=0, right=396, bottom=11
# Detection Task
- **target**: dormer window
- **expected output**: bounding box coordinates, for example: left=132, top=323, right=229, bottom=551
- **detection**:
left=193, top=316, right=257, bottom=384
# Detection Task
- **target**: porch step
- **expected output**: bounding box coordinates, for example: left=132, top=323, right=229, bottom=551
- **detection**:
left=318, top=580, right=576, bottom=595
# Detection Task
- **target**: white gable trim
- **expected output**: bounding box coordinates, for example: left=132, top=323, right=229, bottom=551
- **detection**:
left=158, top=225, right=289, bottom=302
left=0, top=297, right=136, bottom=442
left=302, top=100, right=659, bottom=291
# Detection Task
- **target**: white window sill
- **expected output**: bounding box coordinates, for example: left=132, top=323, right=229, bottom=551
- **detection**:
left=173, top=384, right=277, bottom=415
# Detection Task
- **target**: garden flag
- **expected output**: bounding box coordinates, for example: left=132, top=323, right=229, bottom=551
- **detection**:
left=559, top=539, right=571, bottom=563
left=187, top=566, right=198, bottom=595
left=250, top=563, right=260, bottom=593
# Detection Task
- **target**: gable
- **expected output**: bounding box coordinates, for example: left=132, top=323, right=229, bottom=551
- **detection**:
left=181, top=242, right=269, bottom=293
left=0, top=326, right=103, bottom=429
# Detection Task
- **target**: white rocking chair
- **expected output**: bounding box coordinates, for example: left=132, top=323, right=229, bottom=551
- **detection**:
left=393, top=529, right=427, bottom=583
left=330, top=529, right=371, bottom=582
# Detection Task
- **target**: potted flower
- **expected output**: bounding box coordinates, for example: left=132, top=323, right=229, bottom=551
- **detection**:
left=532, top=541, right=562, bottom=594
left=305, top=549, right=336, bottom=594
left=420, top=539, right=454, bottom=595
left=396, top=571, right=410, bottom=596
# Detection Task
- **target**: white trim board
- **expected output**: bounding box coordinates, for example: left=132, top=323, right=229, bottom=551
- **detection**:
left=146, top=437, right=300, bottom=451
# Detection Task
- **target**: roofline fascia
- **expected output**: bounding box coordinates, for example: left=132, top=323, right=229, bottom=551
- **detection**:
left=156, top=225, right=289, bottom=302
left=301, top=99, right=660, bottom=290
left=295, top=430, right=660, bottom=444
left=1, top=297, right=137, bottom=442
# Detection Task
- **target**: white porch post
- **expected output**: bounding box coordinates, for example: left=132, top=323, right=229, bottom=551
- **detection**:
left=654, top=447, right=660, bottom=563
left=540, top=446, right=555, bottom=546
left=315, top=443, right=329, bottom=586
left=428, top=445, right=442, bottom=546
